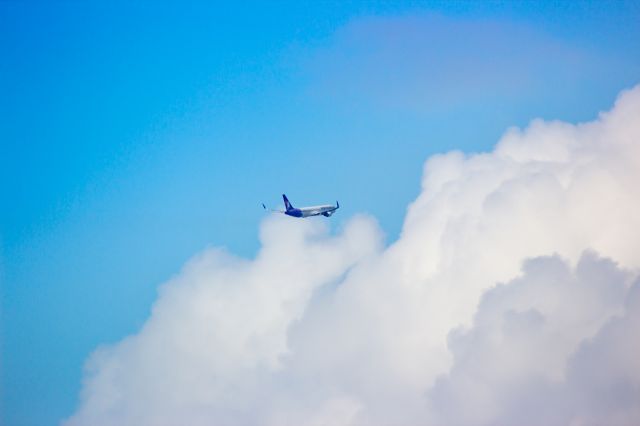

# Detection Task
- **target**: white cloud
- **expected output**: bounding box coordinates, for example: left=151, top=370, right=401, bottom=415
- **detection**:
left=429, top=252, right=638, bottom=425
left=65, top=85, right=640, bottom=425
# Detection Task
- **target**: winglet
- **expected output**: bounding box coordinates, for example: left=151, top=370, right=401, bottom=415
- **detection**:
left=262, top=203, right=267, bottom=210
left=336, top=201, right=339, bottom=209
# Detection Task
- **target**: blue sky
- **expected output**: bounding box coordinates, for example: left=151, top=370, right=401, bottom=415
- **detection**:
left=1, top=1, right=639, bottom=425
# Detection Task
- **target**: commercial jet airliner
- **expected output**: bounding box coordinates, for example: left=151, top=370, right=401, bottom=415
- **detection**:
left=262, top=194, right=339, bottom=218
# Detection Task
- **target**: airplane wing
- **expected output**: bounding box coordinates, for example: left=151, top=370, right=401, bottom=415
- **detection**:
left=262, top=203, right=284, bottom=213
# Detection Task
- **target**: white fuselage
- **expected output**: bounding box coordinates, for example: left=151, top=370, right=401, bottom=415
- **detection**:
left=297, top=204, right=337, bottom=217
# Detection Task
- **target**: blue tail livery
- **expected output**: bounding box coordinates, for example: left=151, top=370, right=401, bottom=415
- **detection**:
left=283, top=194, right=294, bottom=211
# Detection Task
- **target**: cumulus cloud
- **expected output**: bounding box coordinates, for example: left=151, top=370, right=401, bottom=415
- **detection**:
left=430, top=253, right=639, bottom=426
left=65, top=85, right=640, bottom=426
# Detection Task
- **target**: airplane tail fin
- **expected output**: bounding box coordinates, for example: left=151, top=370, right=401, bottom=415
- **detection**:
left=282, top=194, right=294, bottom=211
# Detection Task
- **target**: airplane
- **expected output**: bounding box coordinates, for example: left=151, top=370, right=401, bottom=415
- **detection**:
left=262, top=194, right=339, bottom=218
